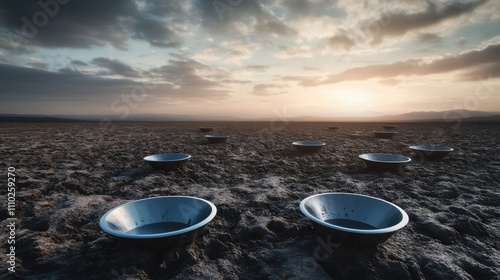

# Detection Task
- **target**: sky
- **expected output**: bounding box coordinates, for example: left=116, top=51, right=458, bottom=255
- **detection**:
left=0, top=0, right=499, bottom=119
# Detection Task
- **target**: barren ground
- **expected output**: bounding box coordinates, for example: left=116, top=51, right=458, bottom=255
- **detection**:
left=1, top=121, right=499, bottom=279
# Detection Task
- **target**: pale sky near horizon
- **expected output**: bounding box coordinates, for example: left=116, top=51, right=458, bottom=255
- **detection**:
left=0, top=0, right=499, bottom=119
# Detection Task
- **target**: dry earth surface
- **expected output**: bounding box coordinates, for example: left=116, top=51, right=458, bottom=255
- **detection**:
left=0, top=121, right=499, bottom=279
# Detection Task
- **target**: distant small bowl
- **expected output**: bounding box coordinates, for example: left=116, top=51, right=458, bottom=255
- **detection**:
left=382, top=125, right=397, bottom=130
left=410, top=145, right=454, bottom=160
left=300, top=193, right=409, bottom=247
left=100, top=196, right=217, bottom=250
left=143, top=153, right=191, bottom=171
left=327, top=126, right=340, bottom=130
left=373, top=131, right=398, bottom=139
left=359, top=153, right=411, bottom=172
left=206, top=134, right=229, bottom=143
left=292, top=141, right=325, bottom=153
left=199, top=127, right=214, bottom=133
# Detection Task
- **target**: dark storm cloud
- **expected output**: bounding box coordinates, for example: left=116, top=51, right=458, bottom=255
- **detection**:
left=132, top=17, right=181, bottom=48
left=0, top=63, right=138, bottom=100
left=91, top=57, right=142, bottom=78
left=371, top=0, right=488, bottom=43
left=0, top=0, right=181, bottom=50
left=0, top=60, right=233, bottom=106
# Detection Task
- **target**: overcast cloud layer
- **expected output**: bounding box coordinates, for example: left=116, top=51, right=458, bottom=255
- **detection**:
left=0, top=0, right=499, bottom=117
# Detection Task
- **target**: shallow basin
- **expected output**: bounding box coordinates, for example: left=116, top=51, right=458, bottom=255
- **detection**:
left=143, top=153, right=191, bottom=171
left=292, top=141, right=325, bottom=153
left=300, top=193, right=409, bottom=247
left=100, top=196, right=217, bottom=250
left=373, top=131, right=398, bottom=139
left=359, top=153, right=411, bottom=172
left=410, top=145, right=454, bottom=160
left=327, top=126, right=340, bottom=130
left=206, top=134, right=229, bottom=143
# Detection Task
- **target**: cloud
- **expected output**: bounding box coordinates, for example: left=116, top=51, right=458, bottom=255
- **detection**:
left=327, top=33, right=356, bottom=50
left=0, top=0, right=182, bottom=50
left=255, top=20, right=297, bottom=36
left=316, top=43, right=500, bottom=84
left=371, top=0, right=488, bottom=43
left=275, top=44, right=312, bottom=58
left=91, top=57, right=142, bottom=78
left=378, top=78, right=402, bottom=86
left=194, top=40, right=261, bottom=63
left=279, top=75, right=321, bottom=87
left=194, top=0, right=269, bottom=31
left=458, top=62, right=500, bottom=81
left=243, top=65, right=270, bottom=72
left=194, top=0, right=299, bottom=39
left=150, top=59, right=235, bottom=99
left=25, top=57, right=49, bottom=69
left=417, top=33, right=442, bottom=44
left=0, top=63, right=138, bottom=101
left=251, top=83, right=285, bottom=96
left=132, top=17, right=180, bottom=48
left=69, top=60, right=88, bottom=67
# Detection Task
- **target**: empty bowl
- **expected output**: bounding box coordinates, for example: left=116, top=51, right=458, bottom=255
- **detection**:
left=292, top=141, right=325, bottom=153
left=382, top=125, right=397, bottom=130
left=359, top=153, right=411, bottom=172
left=199, top=127, right=214, bottom=133
left=206, top=134, right=229, bottom=143
left=143, top=153, right=191, bottom=171
left=100, top=196, right=217, bottom=250
left=410, top=145, right=454, bottom=160
left=300, top=193, right=409, bottom=247
left=373, top=131, right=398, bottom=139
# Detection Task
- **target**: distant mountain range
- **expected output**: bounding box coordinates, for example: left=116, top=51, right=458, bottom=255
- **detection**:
left=373, top=110, right=498, bottom=122
left=1, top=110, right=499, bottom=123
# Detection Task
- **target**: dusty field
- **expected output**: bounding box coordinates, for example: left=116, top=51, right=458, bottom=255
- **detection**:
left=1, top=121, right=499, bottom=280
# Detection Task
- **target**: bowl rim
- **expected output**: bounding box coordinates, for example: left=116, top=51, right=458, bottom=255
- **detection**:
left=99, top=196, right=217, bottom=239
left=205, top=134, right=230, bottom=138
left=292, top=141, right=326, bottom=146
left=409, top=145, right=453, bottom=152
left=143, top=153, right=191, bottom=162
left=300, top=192, right=409, bottom=234
left=359, top=153, right=411, bottom=163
